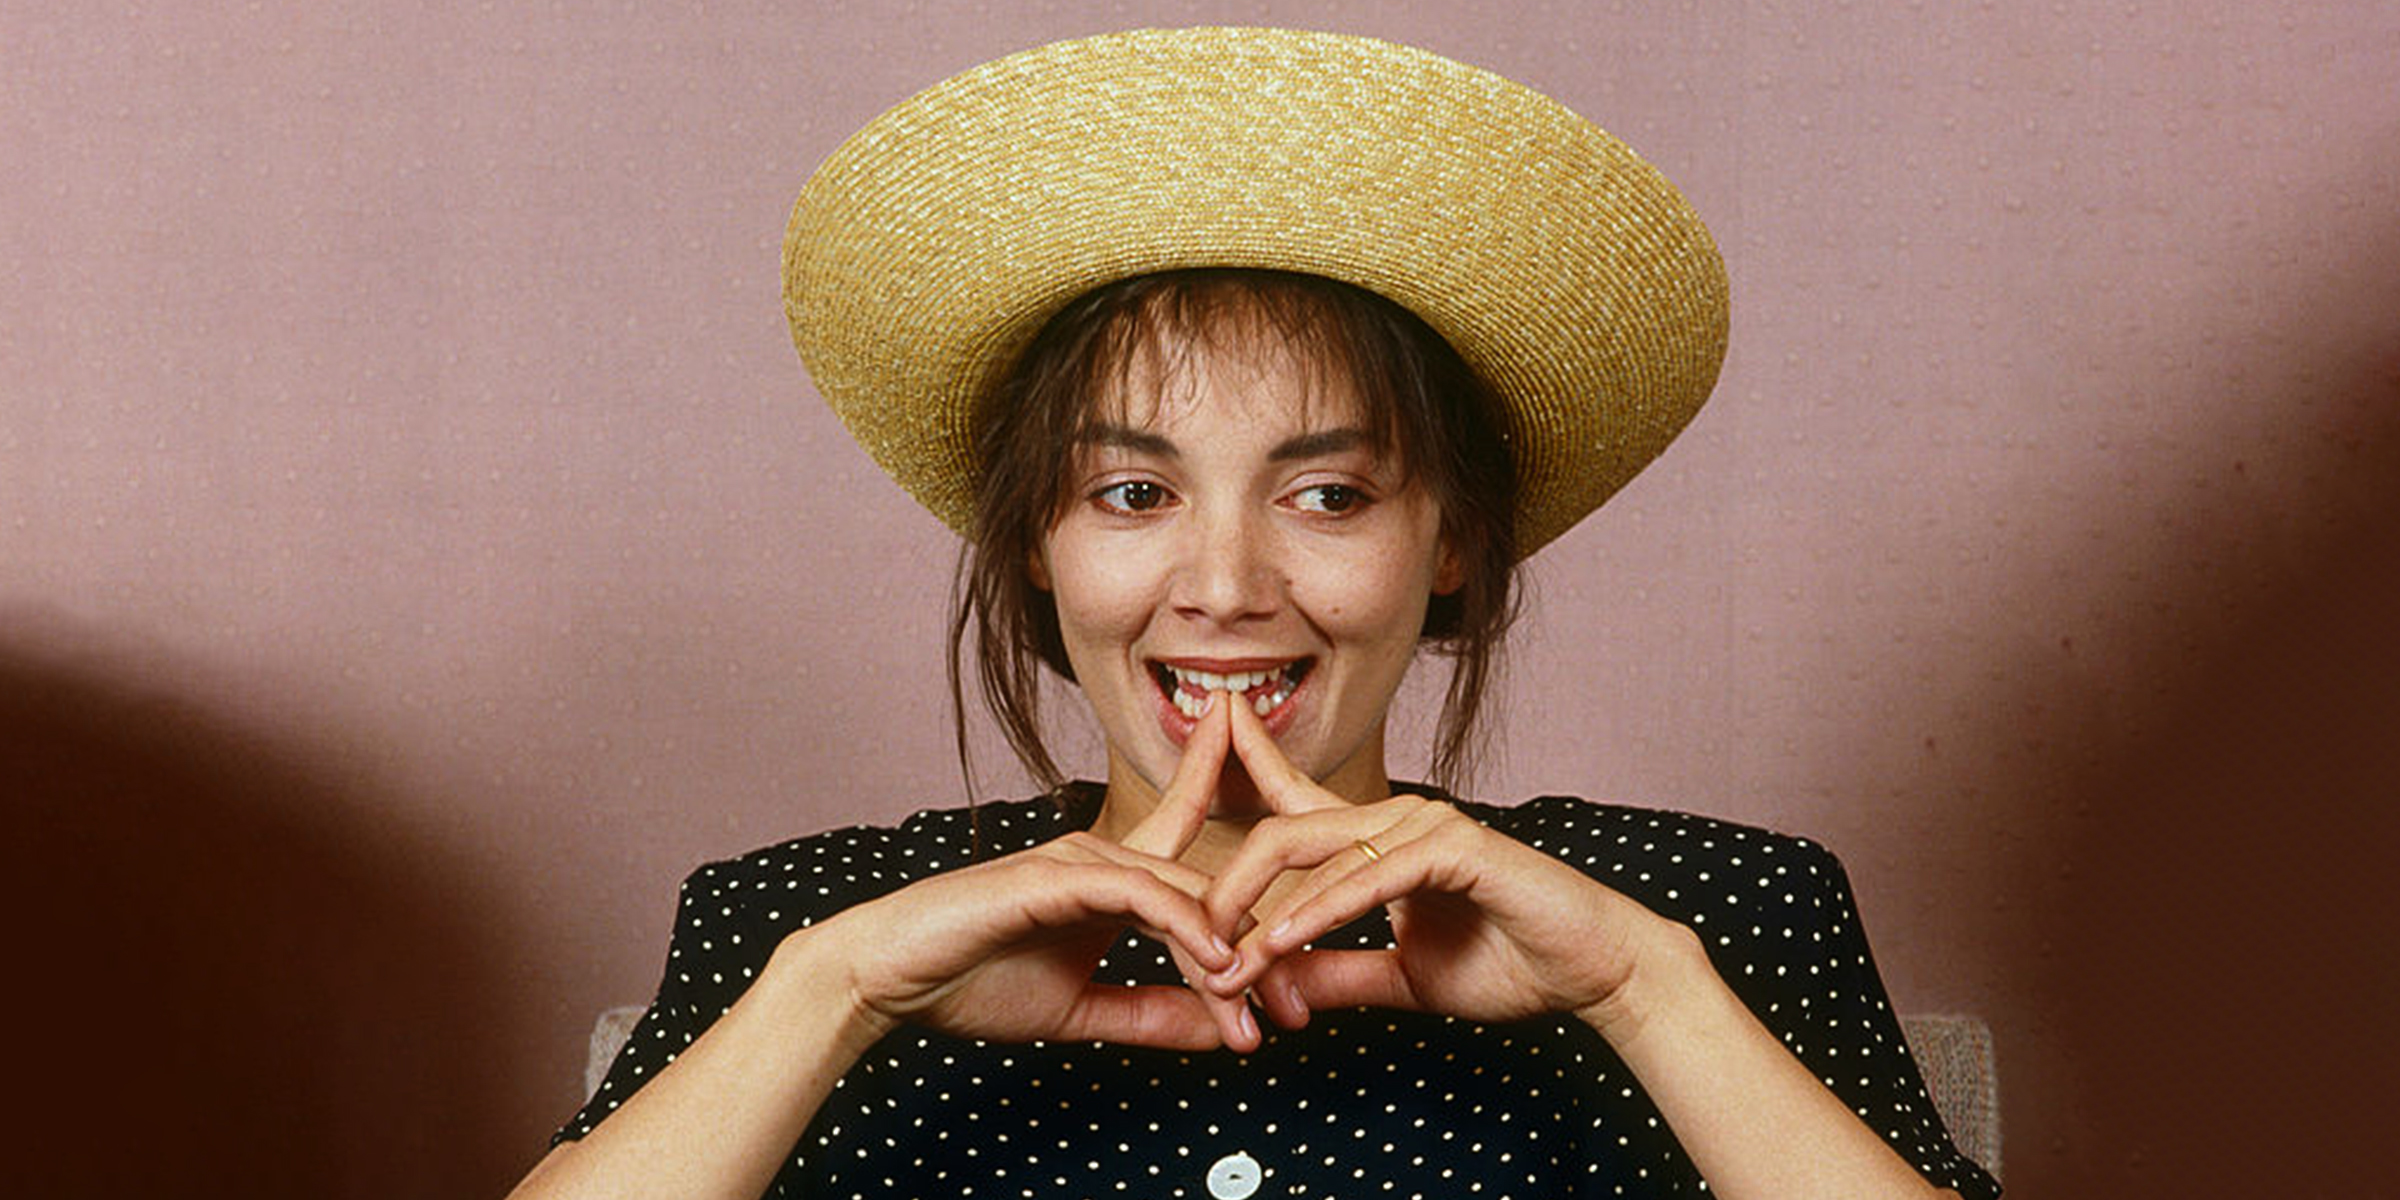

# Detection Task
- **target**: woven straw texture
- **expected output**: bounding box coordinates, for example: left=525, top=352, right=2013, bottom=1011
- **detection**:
left=783, top=27, right=1728, bottom=556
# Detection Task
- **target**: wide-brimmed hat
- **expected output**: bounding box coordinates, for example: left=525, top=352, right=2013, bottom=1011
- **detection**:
left=783, top=26, right=1727, bottom=558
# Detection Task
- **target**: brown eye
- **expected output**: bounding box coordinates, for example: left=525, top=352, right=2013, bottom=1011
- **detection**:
left=1292, top=484, right=1367, bottom=514
left=1096, top=480, right=1169, bottom=513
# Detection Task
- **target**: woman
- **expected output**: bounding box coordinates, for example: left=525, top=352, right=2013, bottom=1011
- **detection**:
left=512, top=28, right=1999, bottom=1200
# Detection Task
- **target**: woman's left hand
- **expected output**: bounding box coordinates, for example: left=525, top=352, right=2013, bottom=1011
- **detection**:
left=1198, top=697, right=1681, bottom=1032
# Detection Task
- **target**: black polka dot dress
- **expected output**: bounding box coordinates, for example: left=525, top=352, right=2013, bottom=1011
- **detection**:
left=557, top=787, right=2001, bottom=1199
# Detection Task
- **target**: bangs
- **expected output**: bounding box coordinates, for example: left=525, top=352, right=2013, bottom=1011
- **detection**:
left=1016, top=271, right=1428, bottom=524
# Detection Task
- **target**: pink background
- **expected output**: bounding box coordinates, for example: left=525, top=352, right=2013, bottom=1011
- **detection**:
left=7, top=2, right=2397, bottom=1195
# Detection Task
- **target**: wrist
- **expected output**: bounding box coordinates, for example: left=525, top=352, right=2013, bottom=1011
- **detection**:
left=763, top=918, right=900, bottom=1059
left=1574, top=916, right=1722, bottom=1050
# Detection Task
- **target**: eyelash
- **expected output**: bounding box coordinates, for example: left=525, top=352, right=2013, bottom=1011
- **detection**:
left=1085, top=480, right=1378, bottom=517
left=1291, top=483, right=1371, bottom=514
left=1091, top=480, right=1171, bottom=514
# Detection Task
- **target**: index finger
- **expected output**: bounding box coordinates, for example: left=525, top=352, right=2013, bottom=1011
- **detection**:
left=1226, top=686, right=1348, bottom=816
left=1118, top=690, right=1230, bottom=859
left=1199, top=801, right=1407, bottom=934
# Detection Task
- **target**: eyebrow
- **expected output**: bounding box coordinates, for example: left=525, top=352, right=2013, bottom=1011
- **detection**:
left=1268, top=428, right=1372, bottom=462
left=1078, top=423, right=1374, bottom=462
left=1081, top=424, right=1179, bottom=457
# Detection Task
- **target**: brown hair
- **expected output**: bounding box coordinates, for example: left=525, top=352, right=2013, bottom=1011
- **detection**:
left=948, top=269, right=1519, bottom=799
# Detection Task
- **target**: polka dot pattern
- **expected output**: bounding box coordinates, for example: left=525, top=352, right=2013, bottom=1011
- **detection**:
left=558, top=788, right=1999, bottom=1198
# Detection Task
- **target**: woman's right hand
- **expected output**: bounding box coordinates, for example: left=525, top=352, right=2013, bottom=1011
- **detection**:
left=507, top=711, right=1245, bottom=1200
left=810, top=699, right=1244, bottom=1051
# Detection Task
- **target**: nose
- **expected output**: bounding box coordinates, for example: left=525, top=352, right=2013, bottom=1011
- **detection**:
left=1169, top=503, right=1282, bottom=626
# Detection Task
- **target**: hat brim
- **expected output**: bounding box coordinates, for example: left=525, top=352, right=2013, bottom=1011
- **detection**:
left=784, top=26, right=1728, bottom=557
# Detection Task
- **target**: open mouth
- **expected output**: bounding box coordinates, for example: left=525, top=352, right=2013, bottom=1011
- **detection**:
left=1150, top=659, right=1314, bottom=719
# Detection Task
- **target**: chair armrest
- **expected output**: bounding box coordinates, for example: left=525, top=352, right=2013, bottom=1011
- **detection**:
left=1899, top=1012, right=2003, bottom=1181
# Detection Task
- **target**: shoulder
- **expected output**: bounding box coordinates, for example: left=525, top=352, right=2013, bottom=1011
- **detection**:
left=1461, top=795, right=1854, bottom=929
left=1464, top=794, right=1838, bottom=868
left=673, top=790, right=1091, bottom=935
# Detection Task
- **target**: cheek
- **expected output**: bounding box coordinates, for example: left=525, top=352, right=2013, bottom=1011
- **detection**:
left=1297, top=555, right=1433, bottom=642
left=1044, top=540, right=1154, bottom=645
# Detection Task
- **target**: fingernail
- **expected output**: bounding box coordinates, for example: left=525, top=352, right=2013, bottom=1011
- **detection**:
left=1238, top=1006, right=1259, bottom=1044
left=1265, top=918, right=1292, bottom=946
left=1209, top=933, right=1234, bottom=963
left=1206, top=955, right=1242, bottom=989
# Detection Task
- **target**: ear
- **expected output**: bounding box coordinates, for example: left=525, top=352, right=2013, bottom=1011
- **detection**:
left=1027, top=547, right=1053, bottom=593
left=1431, top=535, right=1466, bottom=597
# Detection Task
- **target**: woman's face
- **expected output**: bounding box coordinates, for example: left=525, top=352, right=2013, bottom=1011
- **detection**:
left=1035, top=325, right=1461, bottom=812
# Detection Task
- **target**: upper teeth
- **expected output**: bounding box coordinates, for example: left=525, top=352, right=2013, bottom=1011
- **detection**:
left=1165, top=664, right=1300, bottom=718
left=1170, top=667, right=1282, bottom=693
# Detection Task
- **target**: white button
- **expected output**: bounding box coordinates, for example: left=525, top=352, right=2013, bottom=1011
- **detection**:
left=1205, top=1150, right=1261, bottom=1200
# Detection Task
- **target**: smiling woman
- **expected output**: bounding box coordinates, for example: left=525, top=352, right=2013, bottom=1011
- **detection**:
left=507, top=27, right=1999, bottom=1200
left=999, top=272, right=1492, bottom=815
left=1035, top=295, right=1456, bottom=815
left=965, top=270, right=1519, bottom=800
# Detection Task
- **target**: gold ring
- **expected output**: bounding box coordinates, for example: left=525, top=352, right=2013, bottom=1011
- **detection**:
left=1353, top=838, right=1384, bottom=863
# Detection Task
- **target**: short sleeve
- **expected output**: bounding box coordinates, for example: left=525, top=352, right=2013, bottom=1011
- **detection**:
left=552, top=858, right=779, bottom=1145
left=1492, top=796, right=2001, bottom=1198
left=1698, top=834, right=2002, bottom=1198
left=544, top=798, right=1070, bottom=1150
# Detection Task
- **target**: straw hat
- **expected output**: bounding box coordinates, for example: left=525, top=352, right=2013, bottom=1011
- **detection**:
left=783, top=26, right=1727, bottom=557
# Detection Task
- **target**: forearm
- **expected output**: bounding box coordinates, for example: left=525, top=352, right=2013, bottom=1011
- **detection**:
left=1581, top=922, right=1955, bottom=1200
left=508, top=923, right=891, bottom=1200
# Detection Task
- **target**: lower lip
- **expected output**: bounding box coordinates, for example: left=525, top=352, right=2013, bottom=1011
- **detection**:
left=1155, top=673, right=1303, bottom=745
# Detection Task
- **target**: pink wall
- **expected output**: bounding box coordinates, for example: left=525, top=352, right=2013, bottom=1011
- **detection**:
left=7, top=2, right=2396, bottom=1195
